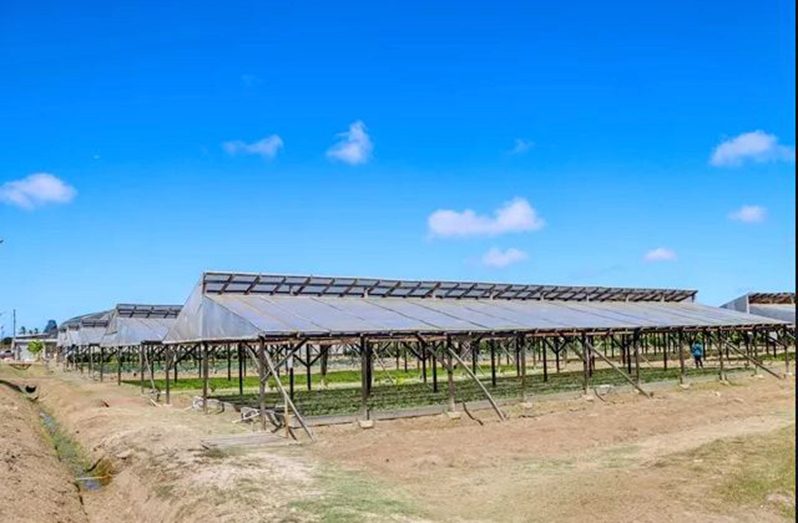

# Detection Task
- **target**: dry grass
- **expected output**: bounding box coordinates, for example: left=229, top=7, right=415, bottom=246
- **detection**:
left=670, top=424, right=796, bottom=518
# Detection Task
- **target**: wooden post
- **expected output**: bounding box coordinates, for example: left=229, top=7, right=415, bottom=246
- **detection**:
left=662, top=333, right=668, bottom=370
left=581, top=335, right=590, bottom=394
left=542, top=337, right=548, bottom=382
left=257, top=341, right=267, bottom=431
left=519, top=334, right=527, bottom=402
left=555, top=339, right=561, bottom=373
left=633, top=332, right=641, bottom=385
left=490, top=339, right=497, bottom=387
left=431, top=344, right=438, bottom=392
left=238, top=343, right=244, bottom=396
left=139, top=345, right=145, bottom=393
left=149, top=346, right=155, bottom=383
left=306, top=344, right=312, bottom=391
left=320, top=344, right=330, bottom=387
left=717, top=331, right=725, bottom=381
left=165, top=347, right=171, bottom=405
left=202, top=342, right=209, bottom=412
left=360, top=336, right=370, bottom=419
left=471, top=340, right=477, bottom=375
left=288, top=350, right=295, bottom=401
left=678, top=331, right=686, bottom=384
left=421, top=341, right=428, bottom=384
left=227, top=345, right=232, bottom=381
left=446, top=336, right=456, bottom=412
left=99, top=347, right=105, bottom=382
left=116, top=347, right=122, bottom=385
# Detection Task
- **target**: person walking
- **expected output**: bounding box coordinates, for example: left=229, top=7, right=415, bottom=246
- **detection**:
left=691, top=340, right=704, bottom=368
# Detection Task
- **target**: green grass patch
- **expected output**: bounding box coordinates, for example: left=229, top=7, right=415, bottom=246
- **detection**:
left=291, top=465, right=421, bottom=522
left=677, top=424, right=795, bottom=519
left=717, top=425, right=795, bottom=518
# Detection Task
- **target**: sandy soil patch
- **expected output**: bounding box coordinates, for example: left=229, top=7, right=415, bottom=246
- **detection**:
left=0, top=384, right=87, bottom=523
left=311, top=376, right=795, bottom=522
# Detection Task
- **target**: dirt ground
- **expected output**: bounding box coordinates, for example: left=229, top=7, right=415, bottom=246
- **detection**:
left=0, top=363, right=794, bottom=522
left=311, top=375, right=796, bottom=522
left=0, top=383, right=87, bottom=523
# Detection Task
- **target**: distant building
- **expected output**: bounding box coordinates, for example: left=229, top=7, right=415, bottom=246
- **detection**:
left=721, top=292, right=795, bottom=325
left=12, top=332, right=58, bottom=361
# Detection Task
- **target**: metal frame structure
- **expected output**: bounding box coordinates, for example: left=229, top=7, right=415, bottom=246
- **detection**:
left=201, top=271, right=697, bottom=302
left=60, top=273, right=795, bottom=439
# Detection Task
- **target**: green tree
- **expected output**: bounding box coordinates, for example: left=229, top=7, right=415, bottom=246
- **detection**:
left=27, top=340, right=44, bottom=360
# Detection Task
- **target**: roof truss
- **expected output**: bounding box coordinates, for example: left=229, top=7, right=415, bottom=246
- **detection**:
left=202, top=272, right=697, bottom=303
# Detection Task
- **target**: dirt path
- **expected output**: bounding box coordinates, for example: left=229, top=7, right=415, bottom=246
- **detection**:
left=0, top=384, right=87, bottom=523
left=311, top=376, right=795, bottom=522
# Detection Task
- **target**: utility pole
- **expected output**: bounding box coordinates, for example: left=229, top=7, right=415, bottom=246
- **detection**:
left=11, top=309, right=17, bottom=360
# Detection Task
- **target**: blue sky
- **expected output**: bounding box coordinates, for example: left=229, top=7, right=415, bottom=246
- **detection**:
left=1, top=0, right=795, bottom=332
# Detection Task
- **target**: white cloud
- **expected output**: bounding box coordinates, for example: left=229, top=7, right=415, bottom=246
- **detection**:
left=728, top=204, right=766, bottom=223
left=710, top=130, right=795, bottom=167
left=482, top=247, right=528, bottom=268
left=223, top=135, right=284, bottom=159
left=326, top=120, right=372, bottom=165
left=509, top=139, right=534, bottom=155
left=0, top=173, right=77, bottom=210
left=643, top=247, right=677, bottom=262
left=428, top=198, right=545, bottom=238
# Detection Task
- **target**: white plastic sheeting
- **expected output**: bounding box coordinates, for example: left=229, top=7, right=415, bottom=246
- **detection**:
left=164, top=275, right=787, bottom=344
left=721, top=292, right=796, bottom=325
left=100, top=316, right=178, bottom=347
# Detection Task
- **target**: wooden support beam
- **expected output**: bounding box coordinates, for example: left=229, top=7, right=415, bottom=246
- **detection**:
left=139, top=345, right=145, bottom=393
left=227, top=345, right=232, bottom=381
left=717, top=335, right=783, bottom=380
left=542, top=337, right=548, bottom=382
left=431, top=343, right=438, bottom=392
left=579, top=335, right=589, bottom=394
left=445, top=339, right=505, bottom=421
left=360, top=335, right=370, bottom=419
left=446, top=335, right=456, bottom=413
left=633, top=331, right=641, bottom=385
left=490, top=339, right=497, bottom=387
left=202, top=342, right=209, bottom=412
left=518, top=334, right=527, bottom=402
left=584, top=339, right=653, bottom=398
left=165, top=347, right=172, bottom=405
left=261, top=345, right=315, bottom=441
left=257, top=341, right=267, bottom=431
left=677, top=330, right=686, bottom=384
left=238, top=343, right=244, bottom=396
left=306, top=344, right=312, bottom=391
